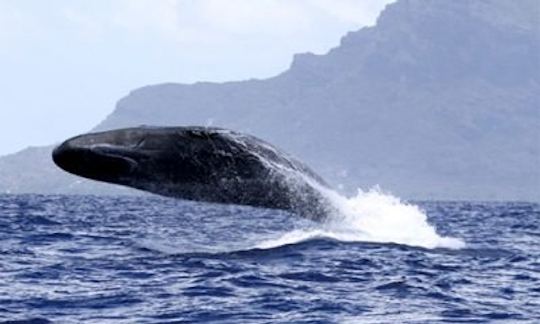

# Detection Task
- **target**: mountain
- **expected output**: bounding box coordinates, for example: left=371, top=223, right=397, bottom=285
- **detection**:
left=1, top=0, right=539, bottom=200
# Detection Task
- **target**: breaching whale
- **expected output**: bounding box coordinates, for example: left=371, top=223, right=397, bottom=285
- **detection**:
left=52, top=126, right=334, bottom=220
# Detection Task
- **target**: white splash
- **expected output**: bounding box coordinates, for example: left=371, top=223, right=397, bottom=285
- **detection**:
left=220, top=132, right=464, bottom=250
left=257, top=187, right=465, bottom=250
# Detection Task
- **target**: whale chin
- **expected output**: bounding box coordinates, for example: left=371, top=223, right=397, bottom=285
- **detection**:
left=52, top=142, right=137, bottom=182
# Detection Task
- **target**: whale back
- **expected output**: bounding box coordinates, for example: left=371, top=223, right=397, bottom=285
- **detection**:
left=209, top=129, right=333, bottom=218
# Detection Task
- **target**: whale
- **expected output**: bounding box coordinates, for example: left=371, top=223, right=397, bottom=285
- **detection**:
left=52, top=126, right=335, bottom=220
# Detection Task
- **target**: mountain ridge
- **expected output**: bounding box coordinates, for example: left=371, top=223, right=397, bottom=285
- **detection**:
left=1, top=0, right=538, bottom=201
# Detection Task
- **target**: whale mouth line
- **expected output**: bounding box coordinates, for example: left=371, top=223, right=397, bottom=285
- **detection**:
left=93, top=149, right=138, bottom=175
left=53, top=144, right=138, bottom=179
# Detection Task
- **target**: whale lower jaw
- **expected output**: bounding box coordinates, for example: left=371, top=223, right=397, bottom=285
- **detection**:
left=53, top=144, right=138, bottom=182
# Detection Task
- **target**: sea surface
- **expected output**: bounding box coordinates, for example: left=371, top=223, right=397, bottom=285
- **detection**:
left=0, top=193, right=539, bottom=323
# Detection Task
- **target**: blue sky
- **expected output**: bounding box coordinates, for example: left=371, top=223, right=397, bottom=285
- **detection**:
left=0, top=0, right=394, bottom=156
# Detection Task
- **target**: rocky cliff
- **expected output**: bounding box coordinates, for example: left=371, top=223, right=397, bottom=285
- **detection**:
left=1, top=0, right=539, bottom=200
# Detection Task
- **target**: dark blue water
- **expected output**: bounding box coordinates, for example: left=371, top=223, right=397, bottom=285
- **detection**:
left=0, top=194, right=539, bottom=323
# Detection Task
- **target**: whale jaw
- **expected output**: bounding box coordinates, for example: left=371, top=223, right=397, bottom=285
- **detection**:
left=52, top=141, right=137, bottom=183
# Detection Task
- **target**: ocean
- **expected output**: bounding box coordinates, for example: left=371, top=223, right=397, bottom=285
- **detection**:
left=0, top=193, right=538, bottom=323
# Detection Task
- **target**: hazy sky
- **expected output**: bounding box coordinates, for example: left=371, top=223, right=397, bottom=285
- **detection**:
left=0, top=0, right=394, bottom=156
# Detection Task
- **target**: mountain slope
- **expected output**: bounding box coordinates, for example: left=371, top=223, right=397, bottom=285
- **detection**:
left=1, top=0, right=539, bottom=200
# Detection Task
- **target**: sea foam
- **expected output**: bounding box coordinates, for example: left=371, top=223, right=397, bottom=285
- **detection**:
left=257, top=188, right=465, bottom=250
